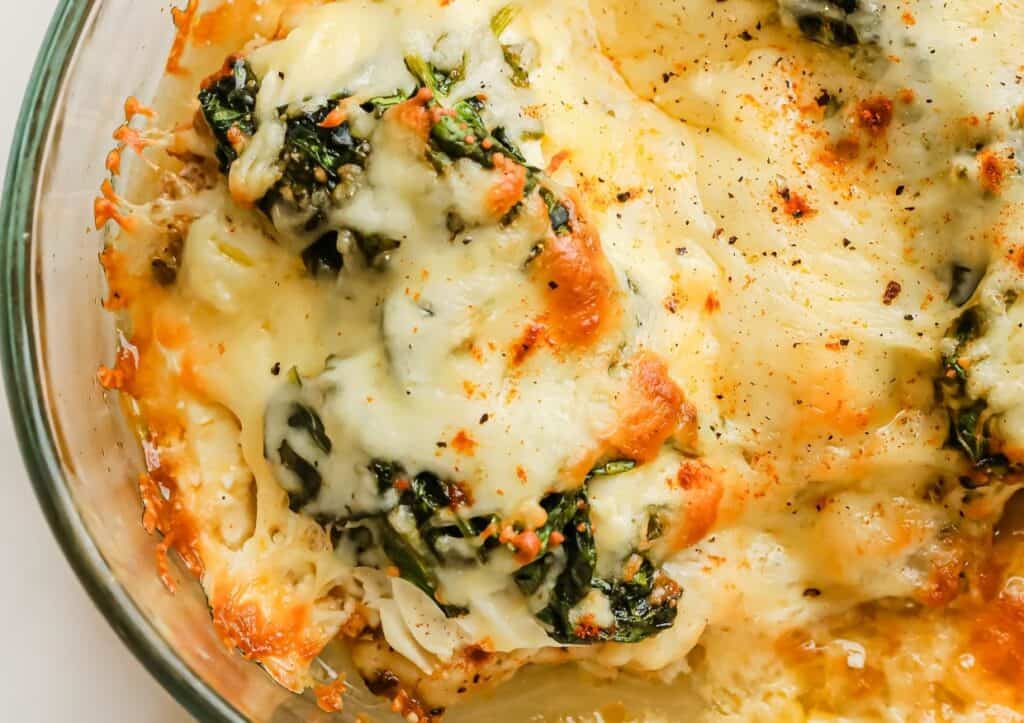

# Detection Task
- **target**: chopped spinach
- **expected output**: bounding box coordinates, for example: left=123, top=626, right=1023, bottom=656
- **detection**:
left=540, top=187, right=571, bottom=234
left=948, top=264, right=985, bottom=307
left=430, top=97, right=494, bottom=166
left=369, top=459, right=404, bottom=494
left=352, top=229, right=402, bottom=268
left=589, top=460, right=637, bottom=477
left=361, top=89, right=413, bottom=117
left=514, top=486, right=681, bottom=644
left=591, top=558, right=680, bottom=643
left=277, top=440, right=323, bottom=511
left=501, top=45, right=531, bottom=88
left=491, top=127, right=528, bottom=164
left=645, top=508, right=666, bottom=542
left=271, top=403, right=333, bottom=511
left=404, top=54, right=466, bottom=97
left=938, top=306, right=1011, bottom=472
left=491, top=5, right=531, bottom=87
left=377, top=510, right=468, bottom=614
left=287, top=403, right=333, bottom=454
left=301, top=231, right=344, bottom=278
left=274, top=100, right=372, bottom=209
left=779, top=0, right=879, bottom=47
left=198, top=59, right=260, bottom=170
left=491, top=5, right=518, bottom=36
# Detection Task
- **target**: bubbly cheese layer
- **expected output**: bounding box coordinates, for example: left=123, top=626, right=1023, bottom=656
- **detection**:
left=98, top=0, right=1024, bottom=720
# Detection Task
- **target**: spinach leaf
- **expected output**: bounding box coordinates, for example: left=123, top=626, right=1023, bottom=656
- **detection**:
left=430, top=97, right=494, bottom=167
left=275, top=101, right=372, bottom=207
left=515, top=485, right=682, bottom=644
left=514, top=550, right=559, bottom=596
left=938, top=306, right=1013, bottom=474
left=352, top=229, right=402, bottom=268
left=286, top=403, right=333, bottom=453
left=378, top=511, right=450, bottom=603
left=491, top=5, right=518, bottom=36
left=589, top=460, right=637, bottom=477
left=951, top=400, right=990, bottom=464
left=591, top=559, right=680, bottom=643
left=779, top=0, right=879, bottom=47
left=540, top=187, right=571, bottom=234
left=369, top=459, right=404, bottom=494
left=948, top=264, right=985, bottom=307
left=534, top=502, right=598, bottom=641
left=270, top=402, right=333, bottom=511
left=491, top=126, right=528, bottom=163
left=277, top=440, right=323, bottom=512
left=501, top=45, right=531, bottom=88
left=361, top=90, right=413, bottom=117
left=405, top=54, right=466, bottom=97
left=198, top=59, right=260, bottom=170
left=301, top=231, right=344, bottom=278
left=406, top=472, right=452, bottom=523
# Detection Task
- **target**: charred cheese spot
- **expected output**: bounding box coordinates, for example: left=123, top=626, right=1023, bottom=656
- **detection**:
left=606, top=352, right=690, bottom=464
left=532, top=198, right=620, bottom=349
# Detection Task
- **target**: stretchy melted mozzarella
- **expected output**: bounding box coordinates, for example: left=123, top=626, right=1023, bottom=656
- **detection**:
left=97, top=0, right=1024, bottom=719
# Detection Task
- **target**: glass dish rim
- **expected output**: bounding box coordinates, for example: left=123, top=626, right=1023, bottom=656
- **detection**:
left=0, top=2, right=243, bottom=720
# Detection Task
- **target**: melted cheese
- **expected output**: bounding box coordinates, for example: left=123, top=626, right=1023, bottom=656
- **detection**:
left=99, top=0, right=1024, bottom=718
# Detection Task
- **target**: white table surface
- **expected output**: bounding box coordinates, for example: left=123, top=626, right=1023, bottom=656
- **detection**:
left=1, top=5, right=189, bottom=721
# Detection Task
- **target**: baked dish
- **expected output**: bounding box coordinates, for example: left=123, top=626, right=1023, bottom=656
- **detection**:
left=96, top=0, right=1024, bottom=719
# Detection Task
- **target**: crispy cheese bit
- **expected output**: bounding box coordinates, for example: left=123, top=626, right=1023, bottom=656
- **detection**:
left=978, top=150, right=1010, bottom=195
left=855, top=96, right=894, bottom=137
left=99, top=247, right=131, bottom=310
left=97, top=345, right=138, bottom=391
left=94, top=180, right=137, bottom=232
left=486, top=153, right=528, bottom=218
left=573, top=614, right=603, bottom=641
left=511, top=322, right=546, bottom=366
left=969, top=593, right=1024, bottom=688
left=607, top=352, right=689, bottom=463
left=533, top=197, right=619, bottom=348
left=391, top=87, right=434, bottom=139
left=211, top=595, right=322, bottom=692
left=138, top=472, right=204, bottom=592
left=780, top=189, right=814, bottom=220
left=882, top=280, right=902, bottom=305
left=124, top=96, right=156, bottom=121
left=915, top=555, right=966, bottom=608
left=668, top=461, right=723, bottom=550
left=113, top=125, right=150, bottom=155
left=318, top=106, right=348, bottom=129
left=451, top=429, right=478, bottom=455
left=314, top=676, right=347, bottom=713
left=390, top=688, right=437, bottom=723
left=546, top=149, right=571, bottom=174
left=97, top=365, right=123, bottom=390
left=105, top=147, right=123, bottom=175
left=166, top=0, right=199, bottom=75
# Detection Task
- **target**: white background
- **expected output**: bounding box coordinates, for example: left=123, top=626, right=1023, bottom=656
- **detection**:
left=1, top=4, right=188, bottom=721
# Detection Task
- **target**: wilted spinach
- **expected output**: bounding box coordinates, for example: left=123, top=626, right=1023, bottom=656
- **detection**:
left=198, top=59, right=260, bottom=170
left=405, top=54, right=466, bottom=97
left=778, top=0, right=880, bottom=47
left=274, top=403, right=333, bottom=511
left=938, top=306, right=1011, bottom=473
left=515, top=479, right=681, bottom=644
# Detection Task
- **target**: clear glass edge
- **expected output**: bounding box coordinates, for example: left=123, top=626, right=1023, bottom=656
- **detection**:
left=0, top=2, right=244, bottom=721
